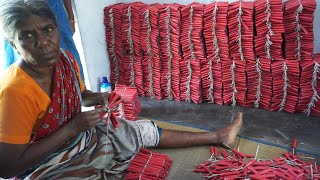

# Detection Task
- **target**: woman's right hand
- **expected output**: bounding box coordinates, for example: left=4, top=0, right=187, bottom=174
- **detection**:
left=68, top=108, right=104, bottom=134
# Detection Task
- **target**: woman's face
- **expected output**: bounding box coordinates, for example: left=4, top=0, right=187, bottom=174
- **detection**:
left=12, top=14, right=60, bottom=67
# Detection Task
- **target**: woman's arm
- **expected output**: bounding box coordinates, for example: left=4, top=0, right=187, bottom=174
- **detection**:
left=63, top=0, right=75, bottom=34
left=0, top=109, right=102, bottom=178
left=81, top=90, right=110, bottom=107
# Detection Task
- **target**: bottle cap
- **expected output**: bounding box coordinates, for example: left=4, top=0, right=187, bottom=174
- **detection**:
left=102, top=76, right=109, bottom=83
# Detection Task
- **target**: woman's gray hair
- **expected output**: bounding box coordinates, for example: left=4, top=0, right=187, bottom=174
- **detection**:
left=0, top=0, right=56, bottom=42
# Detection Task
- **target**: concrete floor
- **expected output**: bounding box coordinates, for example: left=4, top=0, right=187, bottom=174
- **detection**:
left=139, top=97, right=320, bottom=157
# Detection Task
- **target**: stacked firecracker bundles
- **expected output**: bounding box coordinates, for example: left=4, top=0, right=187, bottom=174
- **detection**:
left=228, top=1, right=254, bottom=107
left=158, top=4, right=182, bottom=101
left=103, top=2, right=320, bottom=117
left=104, top=4, right=124, bottom=85
left=270, top=0, right=316, bottom=113
left=270, top=60, right=300, bottom=112
left=286, top=0, right=316, bottom=114
left=180, top=3, right=204, bottom=104
left=254, top=0, right=285, bottom=109
left=284, top=0, right=316, bottom=62
left=202, top=2, right=228, bottom=105
left=298, top=54, right=320, bottom=116
left=113, top=84, right=142, bottom=121
left=140, top=4, right=162, bottom=100
left=121, top=2, right=147, bottom=96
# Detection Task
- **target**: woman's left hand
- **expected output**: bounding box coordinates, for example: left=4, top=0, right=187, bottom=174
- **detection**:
left=97, top=92, right=111, bottom=107
left=81, top=90, right=110, bottom=107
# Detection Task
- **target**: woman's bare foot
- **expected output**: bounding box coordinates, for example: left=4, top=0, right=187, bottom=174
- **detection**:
left=157, top=112, right=243, bottom=149
left=215, top=112, right=243, bottom=148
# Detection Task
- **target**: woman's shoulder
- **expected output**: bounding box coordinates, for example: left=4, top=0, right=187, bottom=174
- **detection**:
left=0, top=65, right=46, bottom=99
left=1, top=65, right=32, bottom=91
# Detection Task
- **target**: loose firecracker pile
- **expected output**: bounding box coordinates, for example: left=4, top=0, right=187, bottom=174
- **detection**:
left=194, top=143, right=319, bottom=179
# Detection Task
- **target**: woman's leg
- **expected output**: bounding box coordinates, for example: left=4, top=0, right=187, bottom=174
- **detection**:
left=157, top=112, right=243, bottom=148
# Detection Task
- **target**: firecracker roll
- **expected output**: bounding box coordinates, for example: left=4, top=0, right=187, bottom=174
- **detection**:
left=104, top=3, right=126, bottom=85
left=228, top=1, right=255, bottom=107
left=140, top=4, right=163, bottom=100
left=284, top=0, right=316, bottom=61
left=270, top=60, right=300, bottom=113
left=255, top=0, right=285, bottom=61
left=121, top=2, right=147, bottom=96
left=159, top=4, right=182, bottom=101
left=180, top=3, right=204, bottom=104
left=202, top=2, right=229, bottom=105
left=304, top=54, right=320, bottom=116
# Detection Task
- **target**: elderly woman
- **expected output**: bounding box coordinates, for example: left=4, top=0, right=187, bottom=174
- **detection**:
left=1, top=0, right=84, bottom=79
left=0, top=0, right=242, bottom=179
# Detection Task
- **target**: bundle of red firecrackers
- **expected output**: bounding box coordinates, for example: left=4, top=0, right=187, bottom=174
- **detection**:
left=98, top=91, right=124, bottom=128
left=195, top=146, right=320, bottom=179
left=113, top=84, right=142, bottom=121
left=202, top=2, right=228, bottom=105
left=140, top=4, right=162, bottom=100
left=120, top=3, right=146, bottom=96
left=125, top=148, right=173, bottom=180
left=98, top=85, right=142, bottom=127
left=255, top=0, right=284, bottom=61
left=227, top=1, right=254, bottom=107
left=158, top=4, right=181, bottom=101
left=270, top=60, right=300, bottom=113
left=297, top=54, right=320, bottom=116
left=254, top=0, right=285, bottom=109
left=180, top=3, right=204, bottom=104
left=284, top=0, right=316, bottom=61
left=104, top=4, right=124, bottom=85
